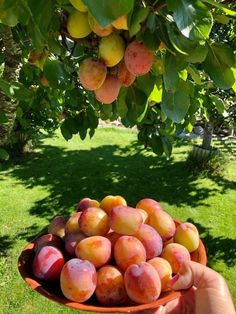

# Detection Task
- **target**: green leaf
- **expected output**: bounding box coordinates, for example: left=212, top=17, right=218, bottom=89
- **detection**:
left=184, top=43, right=208, bottom=63
left=161, top=110, right=167, bottom=122
left=126, top=87, right=148, bottom=123
left=56, top=0, right=70, bottom=5
left=87, top=106, right=99, bottom=129
left=60, top=120, right=73, bottom=141
left=138, top=128, right=148, bottom=145
left=0, top=62, right=4, bottom=78
left=79, top=128, right=88, bottom=141
left=16, top=107, right=23, bottom=118
left=179, top=69, right=188, bottom=81
left=72, top=43, right=85, bottom=58
left=0, top=1, right=25, bottom=26
left=152, top=58, right=164, bottom=76
left=74, top=111, right=89, bottom=139
left=27, top=0, right=53, bottom=34
left=209, top=43, right=235, bottom=67
left=163, top=53, right=187, bottom=92
left=203, top=43, right=235, bottom=89
left=128, top=6, right=149, bottom=38
left=161, top=135, right=173, bottom=157
left=187, top=66, right=202, bottom=84
left=0, top=78, right=33, bottom=101
left=146, top=13, right=157, bottom=33
left=167, top=23, right=195, bottom=55
left=66, top=116, right=80, bottom=134
left=161, top=79, right=190, bottom=123
left=83, top=0, right=135, bottom=28
left=167, top=0, right=213, bottom=40
left=21, top=0, right=54, bottom=50
left=0, top=7, right=18, bottom=26
left=214, top=15, right=230, bottom=25
left=100, top=104, right=113, bottom=120
left=0, top=148, right=9, bottom=161
left=163, top=53, right=179, bottom=92
left=136, top=73, right=156, bottom=97
left=154, top=16, right=176, bottom=54
left=139, top=28, right=161, bottom=51
left=209, top=95, right=225, bottom=114
left=89, top=128, right=95, bottom=139
left=48, top=36, right=65, bottom=56
left=202, top=0, right=236, bottom=17
left=232, top=68, right=236, bottom=93
left=185, top=122, right=193, bottom=132
left=3, top=0, right=20, bottom=10
left=148, top=133, right=164, bottom=156
left=167, top=23, right=209, bottom=62
left=148, top=81, right=163, bottom=104
left=188, top=98, right=201, bottom=116
left=116, top=87, right=128, bottom=118
left=44, top=60, right=74, bottom=90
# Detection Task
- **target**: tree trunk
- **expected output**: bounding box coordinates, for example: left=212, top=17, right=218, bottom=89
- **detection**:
left=228, top=127, right=234, bottom=136
left=0, top=26, right=22, bottom=146
left=202, top=123, right=213, bottom=150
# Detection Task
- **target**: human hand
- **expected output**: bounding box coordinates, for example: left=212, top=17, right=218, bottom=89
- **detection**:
left=132, top=261, right=235, bottom=314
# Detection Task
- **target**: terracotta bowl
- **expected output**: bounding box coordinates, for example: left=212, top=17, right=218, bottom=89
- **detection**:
left=18, top=220, right=207, bottom=313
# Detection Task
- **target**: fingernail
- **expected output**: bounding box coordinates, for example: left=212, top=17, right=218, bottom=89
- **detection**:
left=156, top=305, right=164, bottom=314
left=167, top=274, right=180, bottom=288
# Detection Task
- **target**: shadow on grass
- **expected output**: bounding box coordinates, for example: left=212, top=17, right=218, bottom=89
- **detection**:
left=212, top=138, right=236, bottom=158
left=0, top=235, right=14, bottom=257
left=17, top=224, right=48, bottom=242
left=4, top=141, right=235, bottom=219
left=1, top=137, right=235, bottom=242
left=187, top=219, right=236, bottom=267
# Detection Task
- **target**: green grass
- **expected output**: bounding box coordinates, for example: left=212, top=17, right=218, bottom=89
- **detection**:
left=0, top=127, right=236, bottom=314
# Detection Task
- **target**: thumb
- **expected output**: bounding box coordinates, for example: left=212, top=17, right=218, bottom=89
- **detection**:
left=168, top=260, right=220, bottom=291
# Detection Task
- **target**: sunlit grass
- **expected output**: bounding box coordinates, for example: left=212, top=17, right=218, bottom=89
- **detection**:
left=0, top=127, right=235, bottom=313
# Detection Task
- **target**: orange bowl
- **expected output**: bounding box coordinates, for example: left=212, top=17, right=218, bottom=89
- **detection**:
left=18, top=220, right=207, bottom=313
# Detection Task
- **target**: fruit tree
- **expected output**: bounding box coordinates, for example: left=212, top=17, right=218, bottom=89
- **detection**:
left=0, top=0, right=235, bottom=159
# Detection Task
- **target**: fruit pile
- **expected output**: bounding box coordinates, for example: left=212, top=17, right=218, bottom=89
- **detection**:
left=67, top=0, right=155, bottom=104
left=32, top=195, right=202, bottom=306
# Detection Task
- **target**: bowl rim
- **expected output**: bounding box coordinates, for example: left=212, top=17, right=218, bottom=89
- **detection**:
left=18, top=220, right=207, bottom=313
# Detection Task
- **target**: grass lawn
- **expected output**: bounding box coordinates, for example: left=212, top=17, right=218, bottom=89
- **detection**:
left=0, top=127, right=236, bottom=314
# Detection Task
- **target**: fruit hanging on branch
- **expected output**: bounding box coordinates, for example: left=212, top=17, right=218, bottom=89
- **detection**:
left=67, top=10, right=92, bottom=38
left=88, top=13, right=114, bottom=37
left=124, top=41, right=155, bottom=76
left=78, top=57, right=107, bottom=91
left=95, top=74, right=121, bottom=104
left=0, top=0, right=235, bottom=158
left=63, top=1, right=158, bottom=105
left=112, top=15, right=128, bottom=30
left=117, top=61, right=136, bottom=87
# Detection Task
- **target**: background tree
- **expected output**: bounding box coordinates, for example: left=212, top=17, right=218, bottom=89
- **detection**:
left=0, top=25, right=22, bottom=158
left=0, top=0, right=235, bottom=160
left=195, top=17, right=236, bottom=153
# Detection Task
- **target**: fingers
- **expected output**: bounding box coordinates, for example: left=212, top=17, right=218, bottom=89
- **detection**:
left=132, top=290, right=196, bottom=314
left=168, top=260, right=222, bottom=291
left=164, top=288, right=195, bottom=314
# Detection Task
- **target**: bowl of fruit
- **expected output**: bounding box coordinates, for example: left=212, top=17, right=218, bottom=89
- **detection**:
left=18, top=196, right=207, bottom=313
